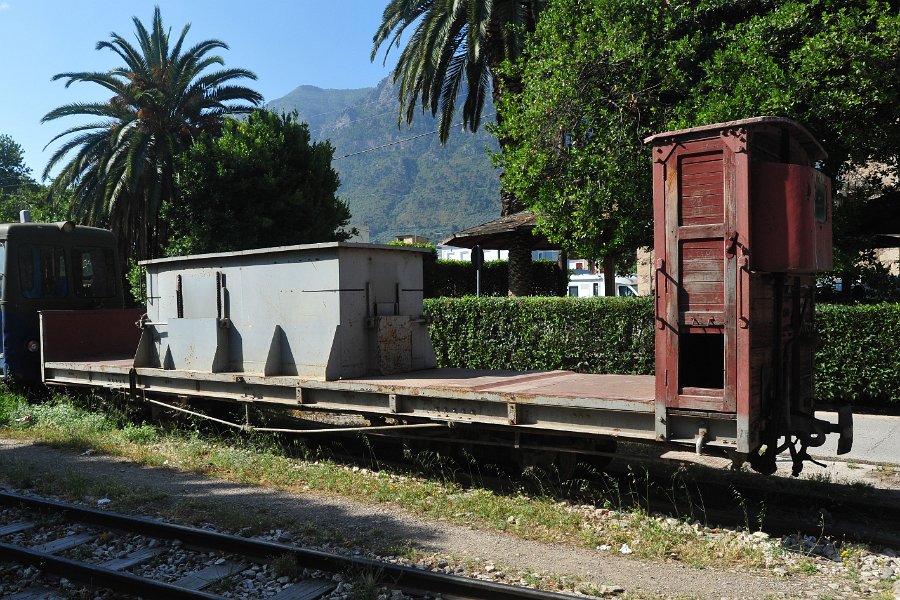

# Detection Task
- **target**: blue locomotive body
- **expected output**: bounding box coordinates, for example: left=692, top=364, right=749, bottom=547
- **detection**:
left=0, top=221, right=125, bottom=383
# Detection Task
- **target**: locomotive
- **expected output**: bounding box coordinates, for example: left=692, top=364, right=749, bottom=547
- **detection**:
left=0, top=218, right=125, bottom=383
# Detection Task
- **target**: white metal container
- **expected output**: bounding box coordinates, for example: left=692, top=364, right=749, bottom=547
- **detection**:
left=139, top=243, right=436, bottom=380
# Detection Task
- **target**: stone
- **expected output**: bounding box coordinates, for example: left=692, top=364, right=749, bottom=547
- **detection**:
left=619, top=543, right=633, bottom=555
left=97, top=498, right=112, bottom=507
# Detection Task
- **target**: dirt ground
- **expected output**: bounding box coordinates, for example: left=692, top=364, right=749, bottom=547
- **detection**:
left=1, top=437, right=880, bottom=599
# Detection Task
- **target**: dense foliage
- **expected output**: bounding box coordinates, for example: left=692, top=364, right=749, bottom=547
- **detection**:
left=0, top=134, right=32, bottom=191
left=42, top=7, right=261, bottom=264
left=424, top=297, right=900, bottom=405
left=425, top=297, right=654, bottom=374
left=0, top=134, right=68, bottom=223
left=166, top=111, right=351, bottom=255
left=495, top=0, right=900, bottom=266
left=815, top=303, right=900, bottom=405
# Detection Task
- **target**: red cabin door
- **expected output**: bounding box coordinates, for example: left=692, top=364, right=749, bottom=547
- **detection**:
left=655, top=139, right=739, bottom=414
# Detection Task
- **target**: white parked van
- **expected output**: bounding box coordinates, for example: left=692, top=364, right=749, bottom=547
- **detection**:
left=568, top=274, right=638, bottom=298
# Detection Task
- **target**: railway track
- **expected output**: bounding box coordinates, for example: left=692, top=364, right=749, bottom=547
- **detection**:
left=0, top=491, right=578, bottom=600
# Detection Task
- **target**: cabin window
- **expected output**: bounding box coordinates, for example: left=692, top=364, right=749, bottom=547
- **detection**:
left=618, top=285, right=636, bottom=297
left=814, top=175, right=827, bottom=224
left=679, top=333, right=724, bottom=390
left=73, top=246, right=116, bottom=298
left=592, top=283, right=599, bottom=297
left=568, top=286, right=578, bottom=297
left=19, top=244, right=68, bottom=298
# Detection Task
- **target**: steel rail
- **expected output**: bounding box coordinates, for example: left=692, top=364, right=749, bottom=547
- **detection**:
left=0, top=492, right=577, bottom=600
left=0, top=541, right=223, bottom=599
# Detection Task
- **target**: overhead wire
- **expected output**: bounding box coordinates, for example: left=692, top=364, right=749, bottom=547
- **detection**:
left=333, top=112, right=496, bottom=160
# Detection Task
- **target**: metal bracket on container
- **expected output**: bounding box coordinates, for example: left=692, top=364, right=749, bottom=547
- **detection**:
left=295, top=387, right=311, bottom=405
left=507, top=401, right=518, bottom=425
left=216, top=272, right=231, bottom=328
left=365, top=282, right=375, bottom=329
left=389, top=393, right=400, bottom=413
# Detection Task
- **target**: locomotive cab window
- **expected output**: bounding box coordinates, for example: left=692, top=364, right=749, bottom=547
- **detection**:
left=19, top=244, right=68, bottom=298
left=73, top=246, right=116, bottom=298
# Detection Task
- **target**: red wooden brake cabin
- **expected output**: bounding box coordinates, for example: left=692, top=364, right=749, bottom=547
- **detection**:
left=645, top=117, right=850, bottom=475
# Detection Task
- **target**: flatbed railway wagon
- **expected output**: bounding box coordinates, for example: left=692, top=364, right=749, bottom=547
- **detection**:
left=36, top=117, right=852, bottom=475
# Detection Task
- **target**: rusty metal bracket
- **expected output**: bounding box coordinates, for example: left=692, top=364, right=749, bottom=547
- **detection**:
left=655, top=259, right=666, bottom=330
left=738, top=255, right=750, bottom=329
left=389, top=393, right=400, bottom=413
left=128, top=368, right=138, bottom=401
left=720, top=127, right=749, bottom=153
left=653, top=141, right=678, bottom=163
left=507, top=402, right=518, bottom=425
left=695, top=427, right=708, bottom=455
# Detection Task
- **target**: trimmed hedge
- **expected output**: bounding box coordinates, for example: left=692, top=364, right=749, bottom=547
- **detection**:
left=424, top=296, right=654, bottom=375
left=423, top=297, right=900, bottom=405
left=815, top=303, right=900, bottom=404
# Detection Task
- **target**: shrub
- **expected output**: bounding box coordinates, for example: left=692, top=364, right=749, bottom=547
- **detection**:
left=425, top=296, right=655, bottom=374
left=815, top=303, right=900, bottom=404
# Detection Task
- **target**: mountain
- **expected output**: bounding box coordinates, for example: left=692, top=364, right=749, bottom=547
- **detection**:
left=267, top=78, right=501, bottom=243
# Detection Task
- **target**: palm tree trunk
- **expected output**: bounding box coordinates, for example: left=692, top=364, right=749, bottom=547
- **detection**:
left=603, top=255, right=616, bottom=297
left=508, top=231, right=533, bottom=296
left=494, top=67, right=532, bottom=296
left=556, top=249, right=568, bottom=296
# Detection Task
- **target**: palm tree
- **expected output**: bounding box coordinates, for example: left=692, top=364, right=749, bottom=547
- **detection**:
left=42, top=7, right=262, bottom=263
left=372, top=0, right=545, bottom=295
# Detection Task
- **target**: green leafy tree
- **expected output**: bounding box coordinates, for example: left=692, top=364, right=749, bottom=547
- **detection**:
left=496, top=0, right=900, bottom=290
left=0, top=134, right=33, bottom=192
left=372, top=0, right=545, bottom=295
left=166, top=110, right=352, bottom=255
left=42, top=6, right=262, bottom=264
left=0, top=134, right=69, bottom=223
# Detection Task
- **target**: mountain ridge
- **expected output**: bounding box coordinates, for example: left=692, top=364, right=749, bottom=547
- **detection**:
left=266, top=77, right=500, bottom=243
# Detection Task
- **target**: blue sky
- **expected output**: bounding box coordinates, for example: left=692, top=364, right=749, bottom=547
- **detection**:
left=0, top=1, right=399, bottom=177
